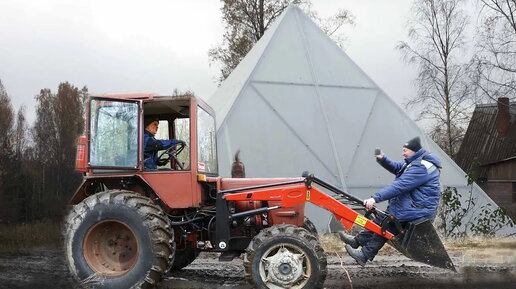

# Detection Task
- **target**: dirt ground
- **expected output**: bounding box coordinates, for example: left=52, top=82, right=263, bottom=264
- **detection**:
left=0, top=239, right=514, bottom=289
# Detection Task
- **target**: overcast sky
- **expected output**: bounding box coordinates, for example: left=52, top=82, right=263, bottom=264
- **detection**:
left=0, top=0, right=417, bottom=124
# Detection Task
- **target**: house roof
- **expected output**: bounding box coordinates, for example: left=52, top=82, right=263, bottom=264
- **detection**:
left=481, top=156, right=516, bottom=167
left=455, top=101, right=516, bottom=177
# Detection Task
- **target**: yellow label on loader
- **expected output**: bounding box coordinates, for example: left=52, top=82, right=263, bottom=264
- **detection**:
left=354, top=215, right=368, bottom=227
left=306, top=190, right=311, bottom=200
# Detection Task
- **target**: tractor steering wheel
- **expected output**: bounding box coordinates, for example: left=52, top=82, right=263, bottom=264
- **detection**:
left=157, top=142, right=186, bottom=170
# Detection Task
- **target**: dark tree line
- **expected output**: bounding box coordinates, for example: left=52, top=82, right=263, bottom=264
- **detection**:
left=0, top=80, right=86, bottom=223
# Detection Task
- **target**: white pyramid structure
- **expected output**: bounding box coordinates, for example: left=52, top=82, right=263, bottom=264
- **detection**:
left=208, top=5, right=515, bottom=235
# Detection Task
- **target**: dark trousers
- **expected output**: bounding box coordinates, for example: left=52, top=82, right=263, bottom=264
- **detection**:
left=355, top=214, right=404, bottom=261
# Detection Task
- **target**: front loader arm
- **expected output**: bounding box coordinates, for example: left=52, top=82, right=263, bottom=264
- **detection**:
left=222, top=175, right=456, bottom=272
left=223, top=178, right=396, bottom=240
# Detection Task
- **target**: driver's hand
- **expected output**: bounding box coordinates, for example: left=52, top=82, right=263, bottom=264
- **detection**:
left=178, top=140, right=187, bottom=146
left=363, top=198, right=376, bottom=210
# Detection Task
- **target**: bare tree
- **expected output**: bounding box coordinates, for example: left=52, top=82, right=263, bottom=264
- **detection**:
left=1, top=106, right=31, bottom=222
left=209, top=0, right=354, bottom=82
left=31, top=83, right=86, bottom=219
left=13, top=107, right=27, bottom=158
left=53, top=83, right=87, bottom=199
left=471, top=0, right=516, bottom=101
left=0, top=79, right=14, bottom=159
left=0, top=79, right=15, bottom=221
left=33, top=88, right=58, bottom=168
left=397, top=0, right=473, bottom=157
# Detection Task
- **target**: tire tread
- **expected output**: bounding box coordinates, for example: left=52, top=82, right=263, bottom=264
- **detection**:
left=64, top=190, right=174, bottom=289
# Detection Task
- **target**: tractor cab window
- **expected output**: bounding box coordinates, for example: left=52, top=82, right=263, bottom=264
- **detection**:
left=173, top=118, right=190, bottom=169
left=90, top=99, right=138, bottom=168
left=143, top=99, right=191, bottom=171
left=197, top=106, right=217, bottom=174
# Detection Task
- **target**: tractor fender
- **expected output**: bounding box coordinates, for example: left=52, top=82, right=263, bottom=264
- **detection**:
left=69, top=175, right=155, bottom=205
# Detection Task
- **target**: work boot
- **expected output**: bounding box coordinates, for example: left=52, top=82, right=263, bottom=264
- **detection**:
left=338, top=231, right=359, bottom=249
left=345, top=245, right=367, bottom=267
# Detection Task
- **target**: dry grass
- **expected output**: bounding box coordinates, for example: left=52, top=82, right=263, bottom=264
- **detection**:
left=319, top=232, right=516, bottom=263
left=444, top=236, right=516, bottom=249
left=320, top=233, right=346, bottom=253
left=445, top=236, right=516, bottom=266
left=0, top=221, right=62, bottom=253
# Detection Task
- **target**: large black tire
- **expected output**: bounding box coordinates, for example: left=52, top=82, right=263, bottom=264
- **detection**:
left=244, top=225, right=327, bottom=289
left=170, top=248, right=200, bottom=270
left=64, top=190, right=175, bottom=289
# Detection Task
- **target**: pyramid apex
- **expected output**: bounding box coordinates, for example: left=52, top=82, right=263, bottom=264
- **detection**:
left=209, top=4, right=375, bottom=129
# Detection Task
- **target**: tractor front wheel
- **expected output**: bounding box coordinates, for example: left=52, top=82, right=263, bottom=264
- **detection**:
left=64, top=190, right=174, bottom=288
left=244, top=225, right=327, bottom=289
left=302, top=217, right=318, bottom=237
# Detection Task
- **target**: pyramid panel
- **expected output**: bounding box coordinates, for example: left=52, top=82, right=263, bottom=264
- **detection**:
left=251, top=82, right=342, bottom=181
left=217, top=85, right=340, bottom=184
left=319, top=86, right=379, bottom=174
left=252, top=8, right=314, bottom=84
left=345, top=92, right=485, bottom=189
left=345, top=92, right=437, bottom=187
left=298, top=10, right=376, bottom=88
left=209, top=6, right=291, bottom=129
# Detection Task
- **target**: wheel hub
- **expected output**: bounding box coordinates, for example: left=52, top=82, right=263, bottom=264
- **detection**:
left=265, top=247, right=304, bottom=285
left=83, top=220, right=139, bottom=277
left=278, top=263, right=292, bottom=275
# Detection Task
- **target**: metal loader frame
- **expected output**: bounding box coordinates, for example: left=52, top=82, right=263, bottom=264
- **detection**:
left=216, top=173, right=456, bottom=271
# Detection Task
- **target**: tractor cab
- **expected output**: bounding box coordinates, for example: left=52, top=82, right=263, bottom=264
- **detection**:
left=74, top=93, right=218, bottom=208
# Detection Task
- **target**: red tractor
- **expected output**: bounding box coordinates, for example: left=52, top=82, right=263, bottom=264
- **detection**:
left=65, top=93, right=454, bottom=289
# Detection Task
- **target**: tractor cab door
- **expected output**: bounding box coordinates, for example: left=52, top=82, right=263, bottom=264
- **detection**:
left=88, top=97, right=141, bottom=171
left=140, top=97, right=196, bottom=208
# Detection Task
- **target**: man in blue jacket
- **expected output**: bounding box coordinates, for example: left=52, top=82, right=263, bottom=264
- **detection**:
left=340, top=137, right=442, bottom=266
left=144, top=116, right=185, bottom=170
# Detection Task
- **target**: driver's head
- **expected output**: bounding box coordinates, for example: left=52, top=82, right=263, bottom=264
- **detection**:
left=144, top=116, right=160, bottom=135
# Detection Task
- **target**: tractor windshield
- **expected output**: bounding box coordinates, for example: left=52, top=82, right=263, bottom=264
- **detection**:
left=89, top=99, right=139, bottom=168
left=197, top=106, right=217, bottom=174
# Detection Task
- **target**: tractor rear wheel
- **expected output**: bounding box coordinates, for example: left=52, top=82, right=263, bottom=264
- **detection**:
left=64, top=190, right=174, bottom=289
left=244, top=224, right=327, bottom=289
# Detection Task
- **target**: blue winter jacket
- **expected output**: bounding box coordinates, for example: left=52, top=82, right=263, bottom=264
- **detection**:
left=143, top=131, right=181, bottom=170
left=372, top=148, right=442, bottom=222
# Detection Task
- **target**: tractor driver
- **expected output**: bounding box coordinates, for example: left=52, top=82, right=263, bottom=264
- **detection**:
left=143, top=116, right=185, bottom=170
left=339, top=137, right=442, bottom=266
